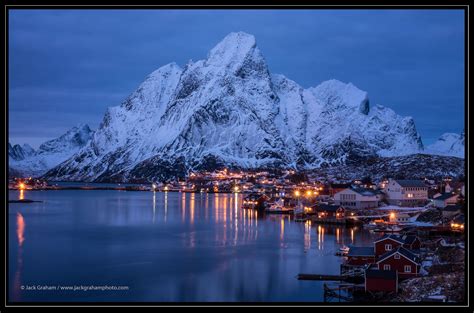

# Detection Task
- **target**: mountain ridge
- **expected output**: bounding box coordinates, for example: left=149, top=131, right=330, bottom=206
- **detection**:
left=8, top=32, right=463, bottom=181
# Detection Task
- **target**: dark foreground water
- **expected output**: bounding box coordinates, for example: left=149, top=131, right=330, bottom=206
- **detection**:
left=8, top=190, right=378, bottom=303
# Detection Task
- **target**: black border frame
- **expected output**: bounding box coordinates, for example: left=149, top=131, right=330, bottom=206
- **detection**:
left=2, top=3, right=470, bottom=309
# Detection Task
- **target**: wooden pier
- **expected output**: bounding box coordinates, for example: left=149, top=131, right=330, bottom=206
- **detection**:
left=297, top=271, right=364, bottom=284
left=297, top=274, right=347, bottom=281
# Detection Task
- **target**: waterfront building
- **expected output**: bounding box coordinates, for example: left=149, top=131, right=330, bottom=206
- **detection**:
left=376, top=246, right=421, bottom=278
left=311, top=204, right=345, bottom=223
left=374, top=234, right=421, bottom=257
left=346, top=246, right=376, bottom=266
left=365, top=267, right=398, bottom=293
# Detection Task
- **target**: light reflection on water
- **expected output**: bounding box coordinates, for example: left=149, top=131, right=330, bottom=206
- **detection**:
left=13, top=212, right=25, bottom=302
left=8, top=190, right=379, bottom=302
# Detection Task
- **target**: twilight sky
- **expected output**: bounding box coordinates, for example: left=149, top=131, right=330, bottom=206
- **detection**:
left=9, top=9, right=465, bottom=148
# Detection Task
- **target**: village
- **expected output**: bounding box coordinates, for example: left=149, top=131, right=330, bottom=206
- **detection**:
left=9, top=168, right=466, bottom=302
left=149, top=168, right=465, bottom=303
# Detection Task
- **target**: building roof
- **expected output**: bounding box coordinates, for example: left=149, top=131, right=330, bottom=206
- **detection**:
left=365, top=269, right=397, bottom=280
left=377, top=246, right=420, bottom=265
left=395, top=180, right=427, bottom=188
left=374, top=234, right=406, bottom=244
left=350, top=186, right=377, bottom=196
left=401, top=235, right=419, bottom=245
left=347, top=246, right=375, bottom=257
left=375, top=234, right=420, bottom=246
left=434, top=192, right=458, bottom=201
left=313, top=204, right=343, bottom=212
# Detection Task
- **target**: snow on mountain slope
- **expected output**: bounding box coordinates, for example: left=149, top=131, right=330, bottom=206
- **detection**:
left=9, top=143, right=35, bottom=161
left=426, top=130, right=464, bottom=158
left=43, top=32, right=428, bottom=182
left=9, top=124, right=94, bottom=177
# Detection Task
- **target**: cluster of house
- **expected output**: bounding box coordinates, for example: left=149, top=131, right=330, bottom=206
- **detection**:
left=311, top=178, right=465, bottom=229
left=331, top=179, right=431, bottom=209
left=346, top=234, right=422, bottom=293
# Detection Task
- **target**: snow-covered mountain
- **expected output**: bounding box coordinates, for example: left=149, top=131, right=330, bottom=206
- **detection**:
left=9, top=143, right=35, bottom=161
left=9, top=124, right=94, bottom=177
left=43, top=32, right=428, bottom=182
left=426, top=130, right=465, bottom=158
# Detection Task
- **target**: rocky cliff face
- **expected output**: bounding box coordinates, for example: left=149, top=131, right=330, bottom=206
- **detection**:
left=43, top=32, right=429, bottom=182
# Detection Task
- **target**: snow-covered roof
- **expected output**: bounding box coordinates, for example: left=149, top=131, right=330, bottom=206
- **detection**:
left=395, top=179, right=427, bottom=187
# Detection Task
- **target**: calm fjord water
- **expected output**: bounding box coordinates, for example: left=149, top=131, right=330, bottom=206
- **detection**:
left=8, top=190, right=378, bottom=302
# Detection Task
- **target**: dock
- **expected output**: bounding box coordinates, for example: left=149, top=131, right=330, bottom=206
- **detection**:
left=297, top=274, right=347, bottom=281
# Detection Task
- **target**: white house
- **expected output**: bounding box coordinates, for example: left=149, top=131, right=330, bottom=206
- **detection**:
left=334, top=187, right=379, bottom=209
left=384, top=179, right=428, bottom=207
left=433, top=192, right=459, bottom=209
left=389, top=212, right=411, bottom=223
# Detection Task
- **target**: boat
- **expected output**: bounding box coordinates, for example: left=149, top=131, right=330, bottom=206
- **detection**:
left=372, top=225, right=403, bottom=233
left=365, top=218, right=385, bottom=229
left=293, top=203, right=308, bottom=221
left=265, top=198, right=294, bottom=214
left=265, top=206, right=294, bottom=214
left=334, top=245, right=350, bottom=256
left=339, top=245, right=350, bottom=253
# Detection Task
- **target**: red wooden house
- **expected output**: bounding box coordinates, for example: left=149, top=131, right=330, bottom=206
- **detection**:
left=376, top=246, right=421, bottom=278
left=402, top=235, right=421, bottom=250
left=374, top=234, right=421, bottom=257
left=346, top=246, right=376, bottom=266
left=312, top=204, right=345, bottom=218
left=365, top=267, right=398, bottom=293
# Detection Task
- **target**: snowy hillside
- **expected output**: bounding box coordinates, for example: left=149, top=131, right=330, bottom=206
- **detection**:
left=9, top=124, right=94, bottom=177
left=426, top=130, right=465, bottom=158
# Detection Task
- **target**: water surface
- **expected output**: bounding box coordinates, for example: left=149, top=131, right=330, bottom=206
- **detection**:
left=8, top=189, right=378, bottom=302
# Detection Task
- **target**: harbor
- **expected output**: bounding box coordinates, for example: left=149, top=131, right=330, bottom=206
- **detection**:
left=8, top=171, right=466, bottom=303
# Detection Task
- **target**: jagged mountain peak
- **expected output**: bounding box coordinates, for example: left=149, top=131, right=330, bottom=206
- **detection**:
left=8, top=142, right=36, bottom=161
left=41, top=32, right=431, bottom=182
left=207, top=32, right=258, bottom=65
left=147, top=62, right=182, bottom=79
left=38, top=123, right=93, bottom=153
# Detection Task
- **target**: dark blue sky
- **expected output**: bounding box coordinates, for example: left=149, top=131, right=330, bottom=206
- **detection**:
left=9, top=9, right=465, bottom=148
